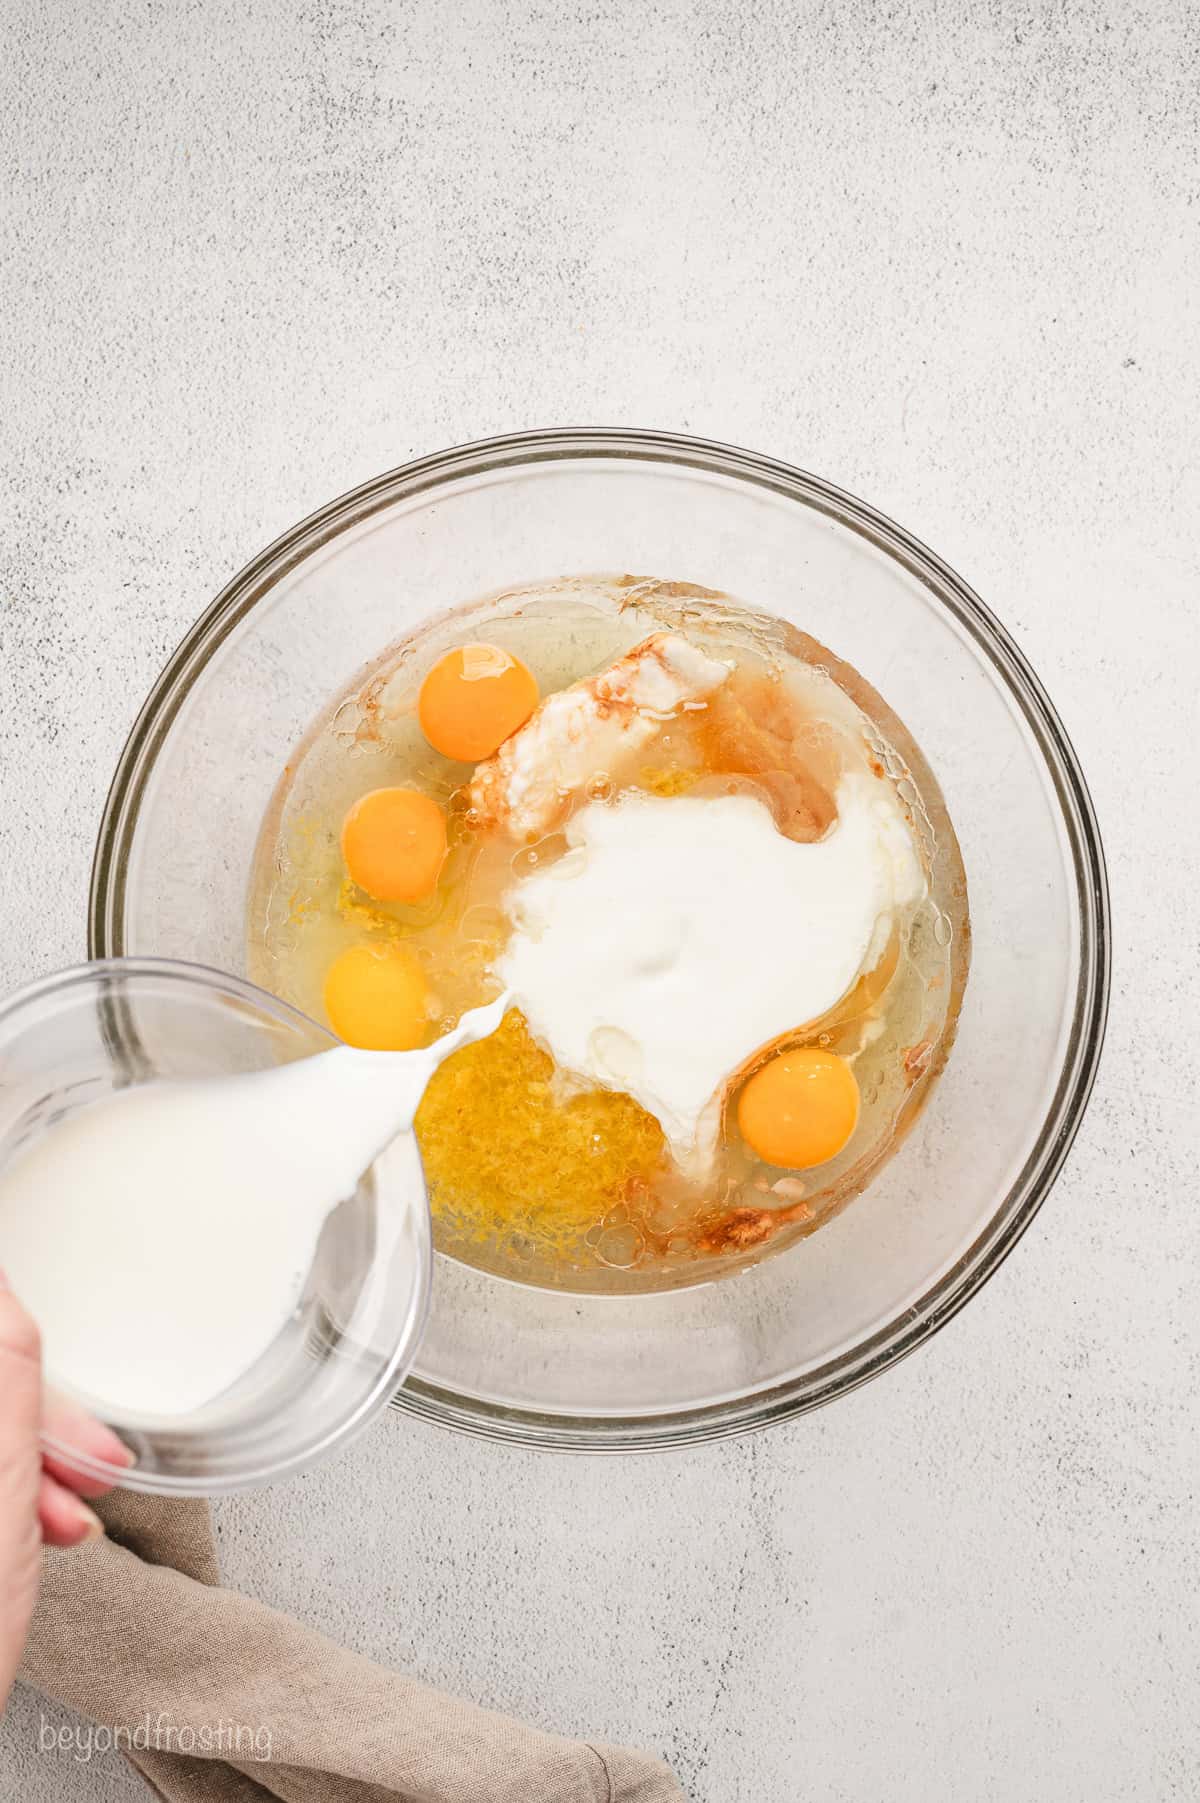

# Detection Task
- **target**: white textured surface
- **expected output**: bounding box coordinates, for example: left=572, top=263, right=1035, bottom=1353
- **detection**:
left=2, top=3, right=1198, bottom=1799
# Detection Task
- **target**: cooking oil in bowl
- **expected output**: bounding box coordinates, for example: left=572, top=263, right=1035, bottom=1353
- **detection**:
left=248, top=576, right=969, bottom=1295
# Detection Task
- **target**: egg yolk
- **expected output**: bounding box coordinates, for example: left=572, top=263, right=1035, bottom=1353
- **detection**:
left=736, top=1048, right=860, bottom=1169
left=341, top=787, right=446, bottom=902
left=323, top=943, right=432, bottom=1050
left=418, top=643, right=539, bottom=762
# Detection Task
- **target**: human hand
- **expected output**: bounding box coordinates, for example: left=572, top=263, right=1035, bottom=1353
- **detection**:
left=0, top=1272, right=132, bottom=1713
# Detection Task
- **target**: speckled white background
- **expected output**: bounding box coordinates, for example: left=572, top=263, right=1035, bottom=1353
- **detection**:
left=2, top=2, right=1198, bottom=1799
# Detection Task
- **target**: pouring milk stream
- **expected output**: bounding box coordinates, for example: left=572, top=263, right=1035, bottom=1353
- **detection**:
left=0, top=996, right=507, bottom=1420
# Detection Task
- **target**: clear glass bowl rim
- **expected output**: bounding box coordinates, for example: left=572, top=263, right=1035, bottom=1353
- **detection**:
left=88, top=427, right=1111, bottom=1453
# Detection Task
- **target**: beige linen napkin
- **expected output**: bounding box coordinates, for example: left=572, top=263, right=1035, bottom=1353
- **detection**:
left=21, top=1489, right=683, bottom=1803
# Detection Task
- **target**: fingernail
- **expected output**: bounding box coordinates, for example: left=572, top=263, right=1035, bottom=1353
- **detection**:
left=93, top=1427, right=137, bottom=1469
left=75, top=1502, right=105, bottom=1543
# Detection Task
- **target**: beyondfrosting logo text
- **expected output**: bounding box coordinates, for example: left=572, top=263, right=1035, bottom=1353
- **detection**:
left=39, top=1711, right=273, bottom=1764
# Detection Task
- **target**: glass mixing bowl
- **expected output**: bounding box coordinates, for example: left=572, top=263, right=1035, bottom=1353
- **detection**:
left=0, top=959, right=431, bottom=1493
left=90, top=430, right=1109, bottom=1449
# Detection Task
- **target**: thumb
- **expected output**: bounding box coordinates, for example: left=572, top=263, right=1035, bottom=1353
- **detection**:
left=0, top=1271, right=46, bottom=1714
left=0, top=1269, right=43, bottom=1447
